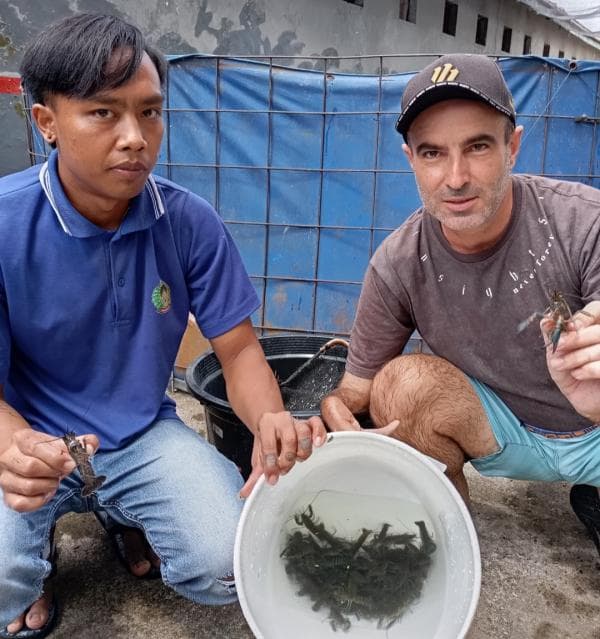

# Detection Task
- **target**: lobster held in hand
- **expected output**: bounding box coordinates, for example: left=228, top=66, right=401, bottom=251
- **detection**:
left=518, top=289, right=589, bottom=353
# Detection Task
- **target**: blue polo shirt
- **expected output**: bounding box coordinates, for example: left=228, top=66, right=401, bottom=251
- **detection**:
left=0, top=151, right=259, bottom=449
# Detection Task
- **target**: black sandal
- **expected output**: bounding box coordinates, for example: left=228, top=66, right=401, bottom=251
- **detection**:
left=0, top=528, right=59, bottom=639
left=93, top=511, right=161, bottom=580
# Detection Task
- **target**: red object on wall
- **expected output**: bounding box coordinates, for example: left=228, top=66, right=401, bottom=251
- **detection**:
left=0, top=75, right=21, bottom=95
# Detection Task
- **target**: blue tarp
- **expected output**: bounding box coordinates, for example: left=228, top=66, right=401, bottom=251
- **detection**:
left=29, top=56, right=600, bottom=335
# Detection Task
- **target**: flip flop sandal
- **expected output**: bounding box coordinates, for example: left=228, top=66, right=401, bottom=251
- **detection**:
left=1, top=528, right=59, bottom=639
left=0, top=596, right=58, bottom=639
left=93, top=511, right=161, bottom=580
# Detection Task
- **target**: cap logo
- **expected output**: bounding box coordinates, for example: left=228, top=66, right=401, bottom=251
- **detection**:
left=431, top=63, right=459, bottom=84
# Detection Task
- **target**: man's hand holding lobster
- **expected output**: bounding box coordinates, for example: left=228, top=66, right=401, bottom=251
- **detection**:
left=544, top=300, right=600, bottom=423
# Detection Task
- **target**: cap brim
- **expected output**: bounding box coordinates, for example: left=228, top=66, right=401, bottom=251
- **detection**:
left=396, top=85, right=502, bottom=139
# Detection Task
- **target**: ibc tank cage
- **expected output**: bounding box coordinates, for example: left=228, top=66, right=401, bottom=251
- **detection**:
left=24, top=54, right=600, bottom=339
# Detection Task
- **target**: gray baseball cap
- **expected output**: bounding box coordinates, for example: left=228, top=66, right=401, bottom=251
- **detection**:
left=396, top=53, right=516, bottom=140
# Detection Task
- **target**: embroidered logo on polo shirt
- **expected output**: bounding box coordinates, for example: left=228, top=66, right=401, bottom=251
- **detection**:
left=151, top=280, right=171, bottom=314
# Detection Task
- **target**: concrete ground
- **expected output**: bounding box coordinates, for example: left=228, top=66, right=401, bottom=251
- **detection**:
left=44, top=387, right=600, bottom=639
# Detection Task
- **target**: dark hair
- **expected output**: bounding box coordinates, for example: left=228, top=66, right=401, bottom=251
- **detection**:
left=503, top=117, right=516, bottom=144
left=20, top=13, right=167, bottom=104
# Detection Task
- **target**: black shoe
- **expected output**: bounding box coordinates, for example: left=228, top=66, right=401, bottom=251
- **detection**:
left=570, top=484, right=600, bottom=556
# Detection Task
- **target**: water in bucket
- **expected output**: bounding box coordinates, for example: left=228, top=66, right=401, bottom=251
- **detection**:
left=275, top=489, right=442, bottom=634
left=235, top=433, right=480, bottom=639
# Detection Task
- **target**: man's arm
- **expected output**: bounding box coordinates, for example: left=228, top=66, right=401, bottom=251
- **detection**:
left=210, top=319, right=326, bottom=496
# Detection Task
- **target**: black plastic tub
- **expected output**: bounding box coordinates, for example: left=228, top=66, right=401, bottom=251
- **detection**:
left=185, top=334, right=348, bottom=479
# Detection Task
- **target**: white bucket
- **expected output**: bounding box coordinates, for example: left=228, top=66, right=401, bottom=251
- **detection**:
left=234, top=431, right=480, bottom=639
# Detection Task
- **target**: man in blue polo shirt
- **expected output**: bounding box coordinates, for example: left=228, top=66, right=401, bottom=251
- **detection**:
left=0, top=13, right=326, bottom=638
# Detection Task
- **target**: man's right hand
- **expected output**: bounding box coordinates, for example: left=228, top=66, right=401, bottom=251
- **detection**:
left=544, top=300, right=600, bottom=423
left=321, top=394, right=362, bottom=430
left=0, top=429, right=98, bottom=512
left=320, top=372, right=400, bottom=436
left=321, top=371, right=372, bottom=431
left=322, top=395, right=399, bottom=436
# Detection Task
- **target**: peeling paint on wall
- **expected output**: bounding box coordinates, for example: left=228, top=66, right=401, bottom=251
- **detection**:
left=195, top=0, right=271, bottom=55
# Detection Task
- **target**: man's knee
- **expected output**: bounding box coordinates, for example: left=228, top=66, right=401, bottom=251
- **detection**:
left=370, top=353, right=475, bottom=424
left=369, top=353, right=493, bottom=462
left=163, top=541, right=237, bottom=605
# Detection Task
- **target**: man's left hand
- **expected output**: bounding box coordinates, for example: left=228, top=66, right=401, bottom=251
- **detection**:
left=239, top=412, right=326, bottom=497
left=544, top=300, right=600, bottom=422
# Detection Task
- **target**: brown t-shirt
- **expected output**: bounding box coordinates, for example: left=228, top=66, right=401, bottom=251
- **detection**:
left=347, top=174, right=600, bottom=431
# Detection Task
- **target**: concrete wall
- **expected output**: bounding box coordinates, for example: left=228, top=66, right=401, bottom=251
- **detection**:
left=1, top=0, right=598, bottom=176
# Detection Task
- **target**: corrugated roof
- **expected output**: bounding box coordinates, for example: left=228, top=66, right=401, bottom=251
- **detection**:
left=518, top=0, right=600, bottom=50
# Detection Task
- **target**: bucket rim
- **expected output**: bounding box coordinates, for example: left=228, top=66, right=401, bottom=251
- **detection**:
left=185, top=336, right=348, bottom=415
left=186, top=353, right=346, bottom=414
left=234, top=431, right=481, bottom=639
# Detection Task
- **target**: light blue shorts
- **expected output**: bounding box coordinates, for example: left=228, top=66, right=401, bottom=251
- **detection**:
left=468, top=377, right=600, bottom=486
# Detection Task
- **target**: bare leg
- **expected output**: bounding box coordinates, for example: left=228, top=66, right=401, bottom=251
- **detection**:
left=369, top=353, right=499, bottom=504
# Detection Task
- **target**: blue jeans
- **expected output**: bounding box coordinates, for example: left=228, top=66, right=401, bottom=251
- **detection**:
left=0, top=418, right=243, bottom=627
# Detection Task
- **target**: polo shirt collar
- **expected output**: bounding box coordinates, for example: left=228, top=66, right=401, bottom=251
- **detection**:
left=39, top=150, right=165, bottom=238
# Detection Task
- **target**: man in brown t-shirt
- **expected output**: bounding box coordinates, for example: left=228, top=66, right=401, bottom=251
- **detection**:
left=321, top=53, right=600, bottom=553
